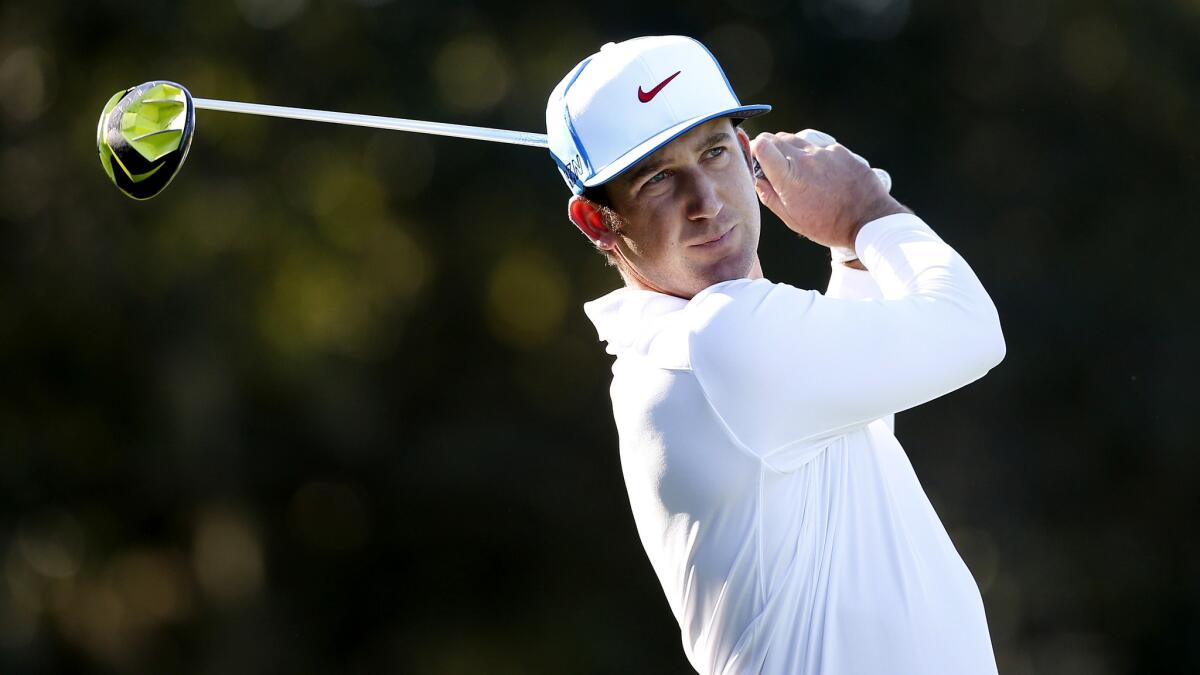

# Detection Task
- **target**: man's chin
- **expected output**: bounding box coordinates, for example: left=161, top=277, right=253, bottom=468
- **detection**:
left=700, top=250, right=757, bottom=284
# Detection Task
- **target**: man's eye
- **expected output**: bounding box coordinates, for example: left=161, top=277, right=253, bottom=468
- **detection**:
left=646, top=171, right=668, bottom=186
left=706, top=146, right=726, bottom=158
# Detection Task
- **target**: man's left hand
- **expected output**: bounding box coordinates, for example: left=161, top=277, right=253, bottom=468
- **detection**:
left=751, top=130, right=910, bottom=249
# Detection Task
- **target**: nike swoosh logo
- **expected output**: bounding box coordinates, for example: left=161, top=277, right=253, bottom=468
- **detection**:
left=638, top=71, right=681, bottom=103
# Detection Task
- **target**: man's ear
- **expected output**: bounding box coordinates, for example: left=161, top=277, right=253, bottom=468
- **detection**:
left=568, top=195, right=619, bottom=251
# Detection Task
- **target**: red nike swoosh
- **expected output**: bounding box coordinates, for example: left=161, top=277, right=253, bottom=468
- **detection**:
left=638, top=71, right=681, bottom=103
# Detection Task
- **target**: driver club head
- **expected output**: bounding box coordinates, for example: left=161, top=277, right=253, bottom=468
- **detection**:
left=97, top=80, right=196, bottom=200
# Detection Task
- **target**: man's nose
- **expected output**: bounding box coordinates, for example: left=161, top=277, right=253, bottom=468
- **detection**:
left=682, top=170, right=723, bottom=221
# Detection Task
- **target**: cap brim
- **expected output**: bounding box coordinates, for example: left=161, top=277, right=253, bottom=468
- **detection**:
left=582, top=104, right=771, bottom=189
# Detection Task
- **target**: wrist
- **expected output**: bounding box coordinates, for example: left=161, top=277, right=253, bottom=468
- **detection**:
left=839, top=199, right=912, bottom=252
left=859, top=196, right=912, bottom=229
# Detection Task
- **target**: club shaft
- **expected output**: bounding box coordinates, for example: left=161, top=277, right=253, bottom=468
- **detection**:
left=192, top=97, right=549, bottom=148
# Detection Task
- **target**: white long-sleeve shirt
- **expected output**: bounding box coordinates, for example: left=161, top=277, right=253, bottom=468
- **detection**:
left=582, top=213, right=1005, bottom=675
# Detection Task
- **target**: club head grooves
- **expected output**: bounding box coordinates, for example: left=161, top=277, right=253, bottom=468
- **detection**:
left=97, top=80, right=196, bottom=201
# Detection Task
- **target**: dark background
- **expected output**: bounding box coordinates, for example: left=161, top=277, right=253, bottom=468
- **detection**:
left=2, top=0, right=1198, bottom=673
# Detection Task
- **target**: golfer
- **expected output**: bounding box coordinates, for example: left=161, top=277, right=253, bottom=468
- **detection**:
left=546, top=36, right=1005, bottom=674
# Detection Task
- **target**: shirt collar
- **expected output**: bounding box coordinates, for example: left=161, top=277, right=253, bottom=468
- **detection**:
left=582, top=287, right=689, bottom=354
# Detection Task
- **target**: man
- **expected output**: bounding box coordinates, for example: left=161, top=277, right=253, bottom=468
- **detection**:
left=546, top=36, right=1005, bottom=674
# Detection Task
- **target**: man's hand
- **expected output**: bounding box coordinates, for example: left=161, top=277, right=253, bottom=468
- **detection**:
left=750, top=131, right=910, bottom=250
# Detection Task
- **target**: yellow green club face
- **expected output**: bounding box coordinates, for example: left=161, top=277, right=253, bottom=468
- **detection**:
left=96, top=90, right=124, bottom=187
left=97, top=81, right=195, bottom=200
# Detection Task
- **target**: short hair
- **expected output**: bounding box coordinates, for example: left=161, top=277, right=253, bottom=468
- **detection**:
left=583, top=186, right=622, bottom=267
left=583, top=186, right=610, bottom=208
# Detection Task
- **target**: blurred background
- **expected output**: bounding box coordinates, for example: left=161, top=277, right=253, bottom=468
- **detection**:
left=1, top=0, right=1198, bottom=673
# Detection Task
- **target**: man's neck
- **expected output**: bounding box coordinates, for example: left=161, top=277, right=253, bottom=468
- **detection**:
left=619, top=254, right=765, bottom=299
left=619, top=267, right=686, bottom=299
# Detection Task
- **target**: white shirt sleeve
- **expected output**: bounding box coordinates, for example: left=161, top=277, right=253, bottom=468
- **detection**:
left=823, top=258, right=897, bottom=432
left=686, top=213, right=1005, bottom=469
left=825, top=259, right=882, bottom=302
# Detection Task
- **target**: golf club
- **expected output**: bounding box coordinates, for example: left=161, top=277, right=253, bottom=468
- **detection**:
left=96, top=80, right=553, bottom=201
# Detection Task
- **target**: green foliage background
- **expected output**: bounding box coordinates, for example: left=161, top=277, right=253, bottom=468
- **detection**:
left=1, top=0, right=1197, bottom=673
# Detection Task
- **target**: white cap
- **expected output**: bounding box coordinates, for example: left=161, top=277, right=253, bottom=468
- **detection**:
left=546, top=35, right=770, bottom=195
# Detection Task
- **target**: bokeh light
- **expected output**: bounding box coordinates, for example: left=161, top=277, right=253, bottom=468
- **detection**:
left=1060, top=15, right=1129, bottom=92
left=485, top=248, right=569, bottom=349
left=192, top=507, right=264, bottom=605
left=0, top=46, right=54, bottom=122
left=433, top=33, right=512, bottom=114
left=17, top=511, right=84, bottom=580
left=704, top=24, right=774, bottom=97
left=236, top=0, right=308, bottom=30
left=980, top=0, right=1048, bottom=49
left=288, top=480, right=371, bottom=553
left=804, top=0, right=912, bottom=41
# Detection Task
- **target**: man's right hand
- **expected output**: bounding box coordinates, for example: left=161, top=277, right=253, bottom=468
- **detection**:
left=750, top=131, right=910, bottom=250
